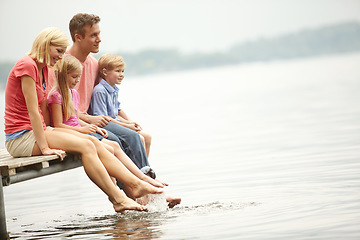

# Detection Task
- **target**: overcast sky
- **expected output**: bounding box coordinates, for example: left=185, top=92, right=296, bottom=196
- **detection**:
left=0, top=0, right=359, bottom=62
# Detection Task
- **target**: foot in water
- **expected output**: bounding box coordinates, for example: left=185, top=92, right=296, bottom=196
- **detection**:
left=110, top=196, right=149, bottom=214
left=166, top=196, right=181, bottom=208
left=156, top=178, right=168, bottom=186
left=142, top=175, right=165, bottom=188
left=127, top=181, right=164, bottom=199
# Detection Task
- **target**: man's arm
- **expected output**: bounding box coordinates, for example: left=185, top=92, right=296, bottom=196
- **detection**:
left=78, top=113, right=110, bottom=127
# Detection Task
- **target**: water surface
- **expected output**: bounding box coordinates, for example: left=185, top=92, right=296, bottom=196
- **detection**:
left=2, top=53, right=360, bottom=239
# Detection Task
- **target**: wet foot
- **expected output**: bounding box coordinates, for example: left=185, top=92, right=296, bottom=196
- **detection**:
left=111, top=196, right=148, bottom=214
left=142, top=175, right=165, bottom=188
left=155, top=178, right=168, bottom=186
left=129, top=181, right=163, bottom=199
left=166, top=196, right=181, bottom=208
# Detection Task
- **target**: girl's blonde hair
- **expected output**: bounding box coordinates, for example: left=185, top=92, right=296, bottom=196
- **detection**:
left=28, top=27, right=70, bottom=65
left=98, top=54, right=125, bottom=79
left=52, top=55, right=83, bottom=120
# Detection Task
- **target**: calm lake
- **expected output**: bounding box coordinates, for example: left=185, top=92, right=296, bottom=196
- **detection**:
left=2, top=52, right=360, bottom=239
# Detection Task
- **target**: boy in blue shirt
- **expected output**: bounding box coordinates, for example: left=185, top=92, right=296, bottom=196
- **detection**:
left=88, top=54, right=152, bottom=158
left=89, top=54, right=181, bottom=207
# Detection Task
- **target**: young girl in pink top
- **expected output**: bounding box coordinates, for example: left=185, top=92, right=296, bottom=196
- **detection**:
left=4, top=27, right=162, bottom=213
left=48, top=54, right=162, bottom=193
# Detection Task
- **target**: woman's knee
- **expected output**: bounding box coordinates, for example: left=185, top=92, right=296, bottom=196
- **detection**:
left=81, top=138, right=97, bottom=153
left=46, top=131, right=96, bottom=154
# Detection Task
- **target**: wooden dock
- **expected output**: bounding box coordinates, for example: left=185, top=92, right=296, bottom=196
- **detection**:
left=0, top=148, right=82, bottom=240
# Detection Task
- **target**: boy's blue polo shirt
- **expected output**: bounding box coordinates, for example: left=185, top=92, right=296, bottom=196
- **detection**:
left=88, top=79, right=121, bottom=121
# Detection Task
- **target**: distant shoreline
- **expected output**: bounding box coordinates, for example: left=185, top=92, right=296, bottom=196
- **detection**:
left=1, top=21, right=360, bottom=85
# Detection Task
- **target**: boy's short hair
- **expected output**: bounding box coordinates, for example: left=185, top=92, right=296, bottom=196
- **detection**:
left=28, top=27, right=69, bottom=65
left=69, top=13, right=100, bottom=42
left=98, top=54, right=126, bottom=79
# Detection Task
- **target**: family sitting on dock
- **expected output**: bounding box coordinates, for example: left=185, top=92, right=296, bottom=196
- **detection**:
left=4, top=13, right=181, bottom=213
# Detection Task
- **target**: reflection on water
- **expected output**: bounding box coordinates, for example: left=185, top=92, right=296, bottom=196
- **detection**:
left=98, top=213, right=165, bottom=239
left=9, top=200, right=256, bottom=239
left=3, top=53, right=360, bottom=239
left=98, top=201, right=259, bottom=239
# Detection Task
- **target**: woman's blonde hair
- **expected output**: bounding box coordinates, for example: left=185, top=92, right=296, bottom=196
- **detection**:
left=28, top=27, right=70, bottom=65
left=98, top=54, right=125, bottom=79
left=52, top=55, right=83, bottom=120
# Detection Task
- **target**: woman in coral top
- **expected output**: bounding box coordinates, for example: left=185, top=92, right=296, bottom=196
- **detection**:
left=4, top=27, right=162, bottom=213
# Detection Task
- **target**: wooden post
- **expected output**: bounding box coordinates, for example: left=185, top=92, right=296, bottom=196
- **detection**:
left=0, top=150, right=82, bottom=239
left=0, top=174, right=9, bottom=240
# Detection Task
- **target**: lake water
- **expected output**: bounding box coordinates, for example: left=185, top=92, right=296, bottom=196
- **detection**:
left=2, top=52, right=360, bottom=239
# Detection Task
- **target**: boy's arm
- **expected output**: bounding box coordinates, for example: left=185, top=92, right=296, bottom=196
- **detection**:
left=117, top=109, right=132, bottom=123
left=113, top=109, right=142, bottom=132
left=117, top=109, right=142, bottom=130
left=109, top=117, right=141, bottom=132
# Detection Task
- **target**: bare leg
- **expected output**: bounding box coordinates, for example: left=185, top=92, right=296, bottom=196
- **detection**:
left=49, top=128, right=163, bottom=198
left=100, top=141, right=117, bottom=185
left=139, top=131, right=151, bottom=158
left=139, top=134, right=146, bottom=155
left=32, top=129, right=148, bottom=213
left=102, top=139, right=164, bottom=188
left=90, top=137, right=163, bottom=198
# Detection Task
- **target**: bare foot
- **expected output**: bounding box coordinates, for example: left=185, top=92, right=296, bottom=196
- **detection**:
left=128, top=181, right=163, bottom=199
left=166, top=196, right=181, bottom=208
left=155, top=178, right=168, bottom=186
left=110, top=196, right=148, bottom=214
left=141, top=175, right=164, bottom=188
left=122, top=185, right=135, bottom=200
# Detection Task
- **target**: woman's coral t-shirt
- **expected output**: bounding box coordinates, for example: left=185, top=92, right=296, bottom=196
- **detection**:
left=4, top=55, right=47, bottom=134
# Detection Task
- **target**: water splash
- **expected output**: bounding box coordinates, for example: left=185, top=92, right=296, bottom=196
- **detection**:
left=175, top=201, right=261, bottom=215
left=142, top=192, right=168, bottom=212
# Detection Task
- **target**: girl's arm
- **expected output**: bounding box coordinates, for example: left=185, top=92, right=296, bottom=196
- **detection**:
left=78, top=115, right=107, bottom=137
left=50, top=103, right=96, bottom=134
left=21, top=76, right=65, bottom=158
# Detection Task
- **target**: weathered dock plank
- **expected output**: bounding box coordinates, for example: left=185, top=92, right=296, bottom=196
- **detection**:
left=0, top=149, right=58, bottom=177
left=0, top=148, right=83, bottom=239
left=0, top=149, right=82, bottom=186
